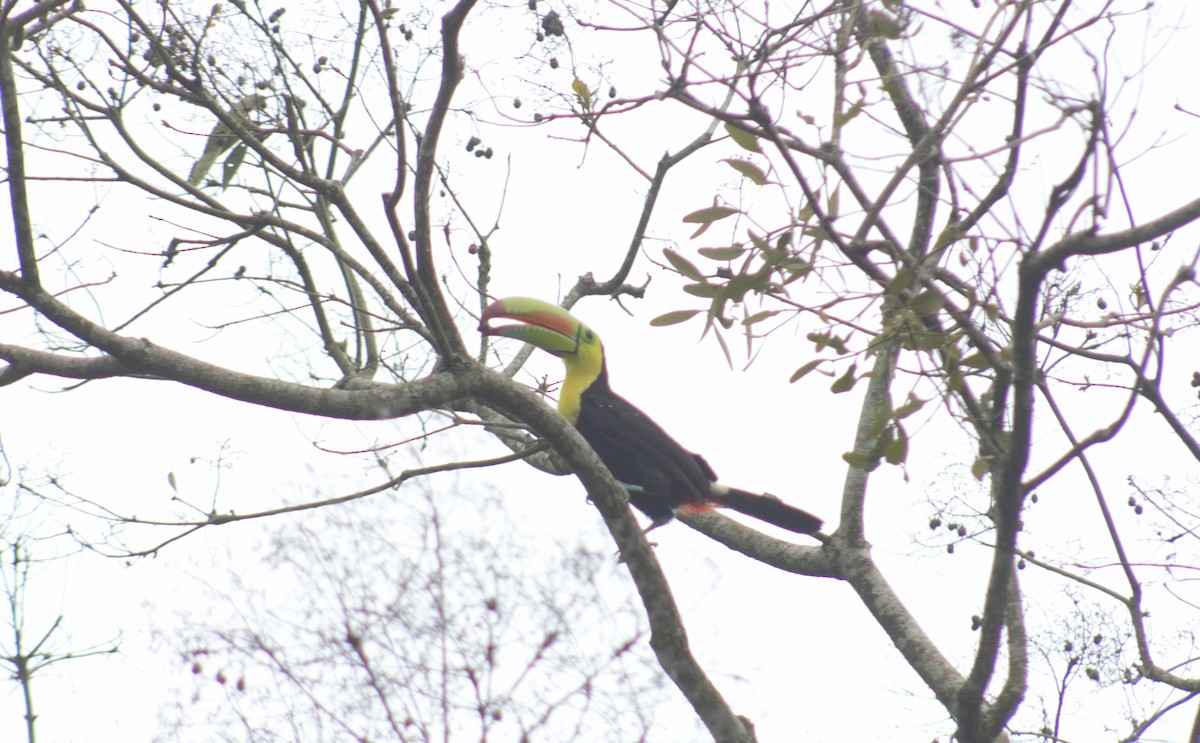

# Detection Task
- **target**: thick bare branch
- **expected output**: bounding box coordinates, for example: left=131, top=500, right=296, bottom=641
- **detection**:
left=1033, top=197, right=1200, bottom=272
left=1, top=269, right=465, bottom=418
left=0, top=31, right=38, bottom=286
left=474, top=368, right=756, bottom=743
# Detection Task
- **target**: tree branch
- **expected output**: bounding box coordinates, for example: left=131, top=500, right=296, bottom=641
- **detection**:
left=474, top=368, right=756, bottom=743
left=0, top=28, right=39, bottom=286
left=1032, top=197, right=1200, bottom=272
left=0, top=270, right=466, bottom=419
left=0, top=344, right=131, bottom=385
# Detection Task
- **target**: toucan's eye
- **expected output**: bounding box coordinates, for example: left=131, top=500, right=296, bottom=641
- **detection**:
left=583, top=330, right=595, bottom=343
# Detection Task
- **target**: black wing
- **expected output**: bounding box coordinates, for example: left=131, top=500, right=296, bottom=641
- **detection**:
left=576, top=377, right=823, bottom=535
left=576, top=383, right=712, bottom=526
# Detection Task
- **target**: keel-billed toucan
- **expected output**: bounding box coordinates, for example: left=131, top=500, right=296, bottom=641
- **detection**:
left=481, top=296, right=822, bottom=535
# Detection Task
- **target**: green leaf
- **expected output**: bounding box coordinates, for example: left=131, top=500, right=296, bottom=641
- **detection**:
left=748, top=231, right=771, bottom=252
left=801, top=225, right=829, bottom=242
left=698, top=245, right=745, bottom=261
left=724, top=275, right=758, bottom=304
left=682, top=205, right=740, bottom=224
left=830, top=363, right=858, bottom=393
left=722, top=158, right=768, bottom=185
left=904, top=324, right=947, bottom=351
left=833, top=99, right=864, bottom=128
left=892, top=393, right=926, bottom=420
left=742, top=310, right=780, bottom=326
left=650, top=309, right=702, bottom=327
left=867, top=10, right=903, bottom=39
left=724, top=122, right=762, bottom=153
left=909, top=289, right=944, bottom=317
left=866, top=403, right=891, bottom=440
left=682, top=282, right=722, bottom=298
left=571, top=76, right=594, bottom=111
left=685, top=203, right=740, bottom=240
left=870, top=426, right=893, bottom=458
left=959, top=352, right=991, bottom=369
left=663, top=248, right=704, bottom=281
left=934, top=226, right=964, bottom=251
left=885, top=425, right=908, bottom=465
left=789, top=358, right=824, bottom=383
left=782, top=259, right=812, bottom=283
left=842, top=451, right=876, bottom=470
left=947, top=368, right=966, bottom=393
left=221, top=142, right=248, bottom=187
left=188, top=142, right=223, bottom=186
left=971, top=456, right=989, bottom=480
left=887, top=269, right=912, bottom=295
left=713, top=325, right=734, bottom=368
left=167, top=471, right=177, bottom=493
left=806, top=331, right=848, bottom=355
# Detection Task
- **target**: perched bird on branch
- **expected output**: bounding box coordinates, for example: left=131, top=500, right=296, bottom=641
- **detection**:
left=481, top=296, right=822, bottom=535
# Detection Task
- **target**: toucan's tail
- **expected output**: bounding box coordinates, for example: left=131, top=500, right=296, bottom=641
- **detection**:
left=711, top=485, right=823, bottom=534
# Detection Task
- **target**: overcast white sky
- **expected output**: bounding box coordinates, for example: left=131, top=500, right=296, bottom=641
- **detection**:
left=4, top=1, right=1200, bottom=741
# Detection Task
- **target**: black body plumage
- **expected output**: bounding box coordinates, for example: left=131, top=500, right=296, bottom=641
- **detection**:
left=576, top=363, right=822, bottom=534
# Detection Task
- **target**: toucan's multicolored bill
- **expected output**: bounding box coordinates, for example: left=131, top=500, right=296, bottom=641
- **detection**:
left=480, top=297, right=583, bottom=357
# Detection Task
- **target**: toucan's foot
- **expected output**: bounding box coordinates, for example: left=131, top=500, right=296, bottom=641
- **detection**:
left=642, top=513, right=675, bottom=534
